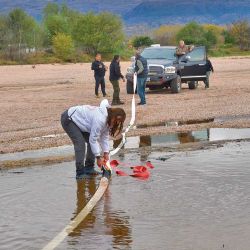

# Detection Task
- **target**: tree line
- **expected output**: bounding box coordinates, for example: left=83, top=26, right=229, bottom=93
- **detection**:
left=0, top=3, right=125, bottom=63
left=132, top=21, right=250, bottom=57
left=0, top=2, right=250, bottom=64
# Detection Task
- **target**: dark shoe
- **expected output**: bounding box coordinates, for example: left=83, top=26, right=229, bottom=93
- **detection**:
left=137, top=102, right=146, bottom=105
left=112, top=100, right=124, bottom=105
left=85, top=166, right=101, bottom=176
left=76, top=170, right=87, bottom=179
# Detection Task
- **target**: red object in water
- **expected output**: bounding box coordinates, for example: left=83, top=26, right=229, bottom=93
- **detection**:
left=110, top=159, right=119, bottom=168
left=146, top=161, right=154, bottom=169
left=110, top=159, right=154, bottom=180
left=130, top=166, right=150, bottom=179
left=115, top=169, right=128, bottom=176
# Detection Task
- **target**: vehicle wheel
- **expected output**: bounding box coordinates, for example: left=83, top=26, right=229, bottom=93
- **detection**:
left=126, top=80, right=134, bottom=94
left=170, top=76, right=181, bottom=93
left=188, top=81, right=198, bottom=90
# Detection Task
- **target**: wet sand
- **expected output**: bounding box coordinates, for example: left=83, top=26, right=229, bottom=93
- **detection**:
left=0, top=57, right=250, bottom=153
left=1, top=141, right=250, bottom=250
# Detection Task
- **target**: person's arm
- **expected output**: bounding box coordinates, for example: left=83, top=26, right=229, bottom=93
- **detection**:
left=89, top=119, right=102, bottom=157
left=188, top=45, right=194, bottom=52
left=115, top=63, right=124, bottom=79
left=100, top=127, right=110, bottom=161
left=91, top=61, right=99, bottom=71
left=136, top=60, right=144, bottom=74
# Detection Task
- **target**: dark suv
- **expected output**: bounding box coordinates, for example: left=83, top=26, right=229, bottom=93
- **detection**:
left=126, top=45, right=209, bottom=94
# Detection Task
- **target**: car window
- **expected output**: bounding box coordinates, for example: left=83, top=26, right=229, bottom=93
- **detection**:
left=141, top=48, right=176, bottom=60
left=187, top=47, right=205, bottom=61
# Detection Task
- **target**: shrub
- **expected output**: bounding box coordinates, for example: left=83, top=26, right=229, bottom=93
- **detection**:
left=52, top=33, right=75, bottom=60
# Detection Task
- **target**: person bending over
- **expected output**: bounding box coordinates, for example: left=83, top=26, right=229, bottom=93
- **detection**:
left=61, top=99, right=126, bottom=179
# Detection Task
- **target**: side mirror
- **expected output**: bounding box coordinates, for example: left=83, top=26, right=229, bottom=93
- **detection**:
left=131, top=56, right=135, bottom=62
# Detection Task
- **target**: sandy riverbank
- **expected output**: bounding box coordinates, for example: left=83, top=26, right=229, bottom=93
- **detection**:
left=0, top=57, right=250, bottom=154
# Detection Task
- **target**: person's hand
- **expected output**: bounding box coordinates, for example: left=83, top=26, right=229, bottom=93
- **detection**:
left=103, top=152, right=109, bottom=161
left=105, top=66, right=108, bottom=70
left=96, top=157, right=105, bottom=168
left=122, top=77, right=126, bottom=82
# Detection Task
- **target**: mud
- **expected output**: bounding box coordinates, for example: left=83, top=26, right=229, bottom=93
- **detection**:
left=0, top=140, right=250, bottom=250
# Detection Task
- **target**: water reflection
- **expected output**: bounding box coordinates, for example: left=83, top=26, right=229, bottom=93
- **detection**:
left=113, top=128, right=250, bottom=149
left=69, top=179, right=98, bottom=237
left=104, top=190, right=132, bottom=249
left=68, top=179, right=132, bottom=249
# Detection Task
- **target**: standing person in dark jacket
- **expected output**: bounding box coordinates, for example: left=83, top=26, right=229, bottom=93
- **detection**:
left=109, top=55, right=125, bottom=105
left=135, top=51, right=148, bottom=105
left=91, top=53, right=108, bottom=98
left=204, top=57, right=214, bottom=88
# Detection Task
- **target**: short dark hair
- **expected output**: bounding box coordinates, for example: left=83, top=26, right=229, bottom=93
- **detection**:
left=113, top=55, right=120, bottom=61
left=95, top=53, right=101, bottom=57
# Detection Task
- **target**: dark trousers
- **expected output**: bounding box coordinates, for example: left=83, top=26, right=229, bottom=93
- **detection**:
left=95, top=76, right=106, bottom=96
left=110, top=80, right=120, bottom=103
left=61, top=110, right=95, bottom=175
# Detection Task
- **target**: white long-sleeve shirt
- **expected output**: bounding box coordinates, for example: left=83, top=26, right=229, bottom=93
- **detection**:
left=68, top=99, right=110, bottom=156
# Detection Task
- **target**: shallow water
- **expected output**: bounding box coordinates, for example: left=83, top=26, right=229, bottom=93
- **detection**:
left=1, top=141, right=250, bottom=250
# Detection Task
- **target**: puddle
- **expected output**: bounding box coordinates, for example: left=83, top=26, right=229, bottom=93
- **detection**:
left=0, top=141, right=250, bottom=250
left=1, top=128, right=250, bottom=164
left=115, top=128, right=250, bottom=149
left=137, top=115, right=250, bottom=129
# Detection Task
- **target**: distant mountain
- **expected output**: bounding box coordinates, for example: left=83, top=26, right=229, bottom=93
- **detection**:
left=124, top=0, right=250, bottom=26
left=0, top=0, right=141, bottom=20
left=0, top=0, right=250, bottom=27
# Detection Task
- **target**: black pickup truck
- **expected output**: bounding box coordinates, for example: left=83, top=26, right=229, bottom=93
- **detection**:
left=126, top=45, right=209, bottom=94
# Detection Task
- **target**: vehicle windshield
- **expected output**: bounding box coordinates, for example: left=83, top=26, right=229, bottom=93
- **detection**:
left=141, top=48, right=176, bottom=60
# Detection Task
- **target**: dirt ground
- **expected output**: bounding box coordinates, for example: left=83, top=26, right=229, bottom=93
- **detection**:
left=1, top=57, right=250, bottom=154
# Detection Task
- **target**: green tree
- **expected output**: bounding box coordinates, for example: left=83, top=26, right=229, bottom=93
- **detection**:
left=176, top=22, right=207, bottom=45
left=132, top=36, right=154, bottom=48
left=73, top=12, right=124, bottom=54
left=7, top=8, right=38, bottom=47
left=52, top=33, right=75, bottom=60
left=230, top=20, right=250, bottom=50
left=43, top=3, right=81, bottom=45
left=43, top=2, right=59, bottom=19
left=222, top=30, right=235, bottom=44
left=204, top=30, right=217, bottom=48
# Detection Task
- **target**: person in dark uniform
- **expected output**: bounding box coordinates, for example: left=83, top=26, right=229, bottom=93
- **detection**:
left=109, top=55, right=125, bottom=105
left=91, top=53, right=108, bottom=98
left=204, top=57, right=214, bottom=88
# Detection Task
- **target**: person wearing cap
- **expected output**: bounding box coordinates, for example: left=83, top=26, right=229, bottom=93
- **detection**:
left=135, top=50, right=148, bottom=105
left=61, top=99, right=126, bottom=179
